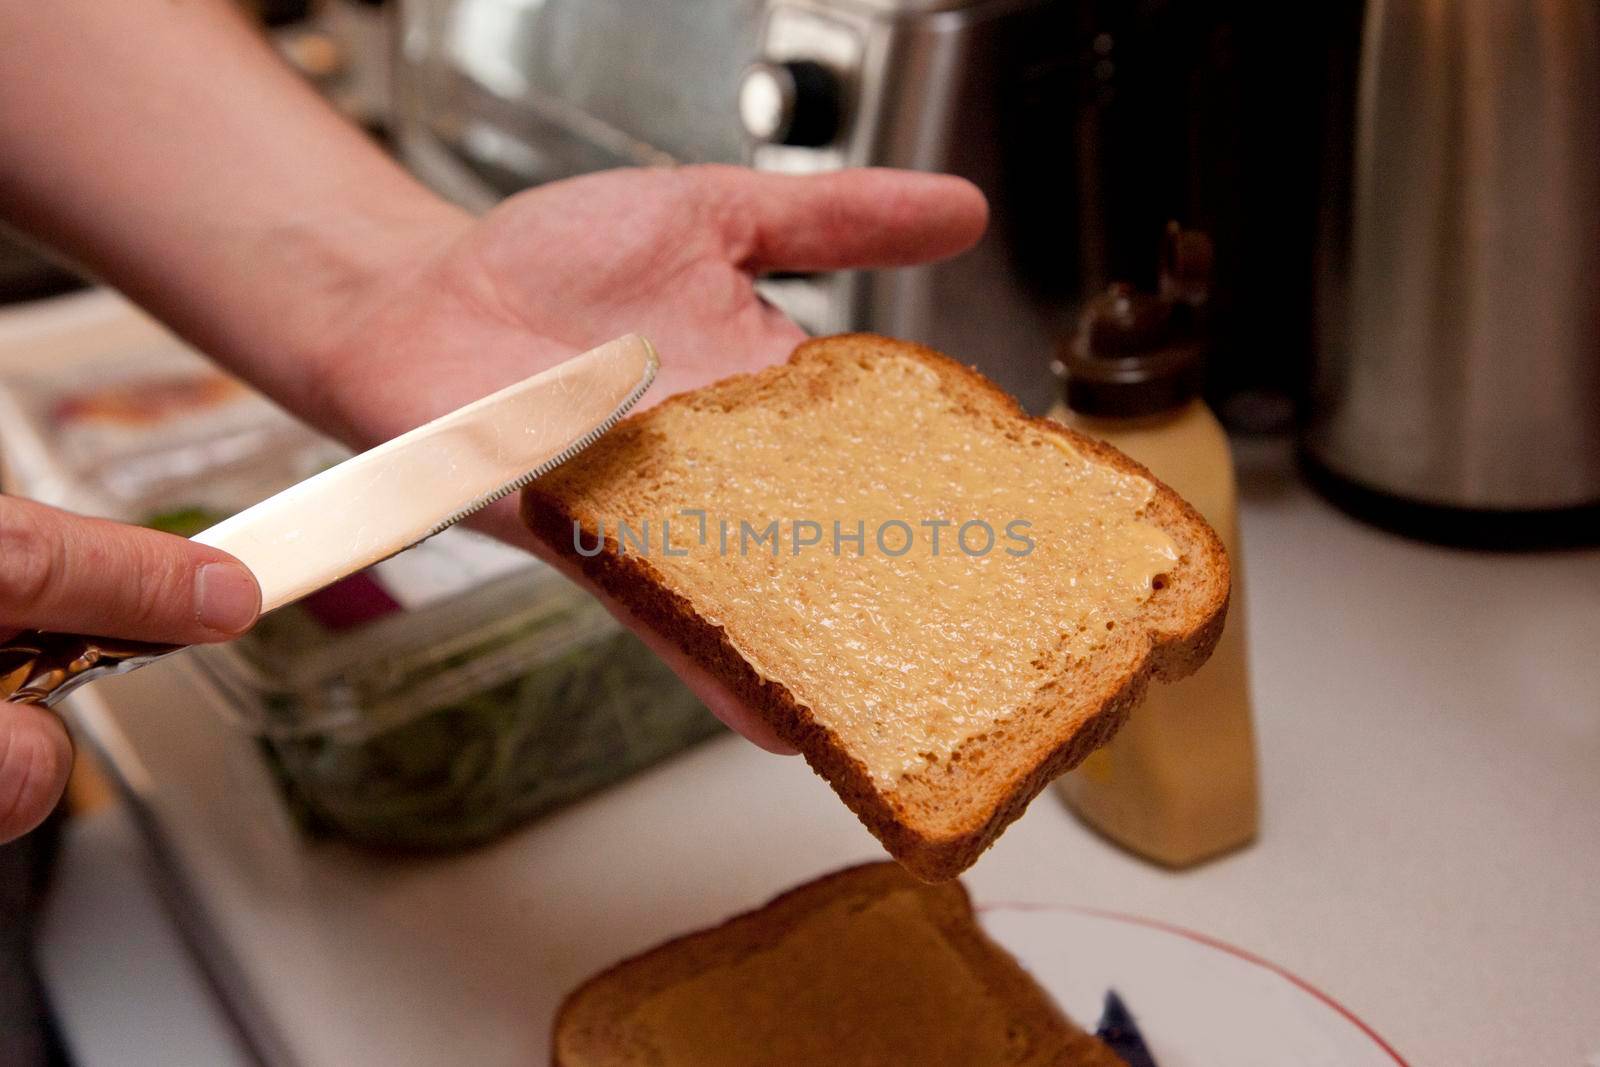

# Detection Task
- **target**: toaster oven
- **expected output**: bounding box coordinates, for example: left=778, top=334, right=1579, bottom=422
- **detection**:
left=392, top=0, right=1087, bottom=411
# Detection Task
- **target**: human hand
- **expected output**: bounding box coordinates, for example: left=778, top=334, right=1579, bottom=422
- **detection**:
left=296, top=165, right=986, bottom=750
left=1, top=496, right=260, bottom=842
left=0, top=3, right=982, bottom=758
left=306, top=165, right=986, bottom=443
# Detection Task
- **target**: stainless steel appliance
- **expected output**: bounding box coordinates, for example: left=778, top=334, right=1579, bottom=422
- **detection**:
left=392, top=0, right=1093, bottom=411
left=1306, top=0, right=1600, bottom=536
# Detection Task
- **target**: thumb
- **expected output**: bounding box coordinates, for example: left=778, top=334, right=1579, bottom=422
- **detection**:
left=1, top=495, right=260, bottom=644
left=0, top=700, right=71, bottom=843
left=703, top=165, right=990, bottom=274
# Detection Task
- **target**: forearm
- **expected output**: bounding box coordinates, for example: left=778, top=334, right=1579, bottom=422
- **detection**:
left=0, top=0, right=467, bottom=423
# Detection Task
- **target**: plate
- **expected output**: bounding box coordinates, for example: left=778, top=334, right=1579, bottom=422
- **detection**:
left=976, top=904, right=1409, bottom=1067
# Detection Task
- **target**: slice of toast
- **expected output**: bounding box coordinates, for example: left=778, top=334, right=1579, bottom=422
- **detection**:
left=552, top=862, right=1125, bottom=1067
left=524, top=335, right=1229, bottom=881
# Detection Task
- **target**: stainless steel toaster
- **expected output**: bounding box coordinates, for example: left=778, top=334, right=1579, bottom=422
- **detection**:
left=392, top=0, right=1087, bottom=411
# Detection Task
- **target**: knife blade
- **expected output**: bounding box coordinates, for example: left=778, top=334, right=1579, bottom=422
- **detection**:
left=194, top=333, right=657, bottom=612
left=0, top=334, right=658, bottom=706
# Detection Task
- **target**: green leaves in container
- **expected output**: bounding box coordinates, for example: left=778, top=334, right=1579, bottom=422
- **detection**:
left=143, top=506, right=228, bottom=537
left=259, top=614, right=725, bottom=851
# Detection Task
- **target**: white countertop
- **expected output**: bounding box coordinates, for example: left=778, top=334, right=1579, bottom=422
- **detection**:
left=10, top=291, right=1600, bottom=1066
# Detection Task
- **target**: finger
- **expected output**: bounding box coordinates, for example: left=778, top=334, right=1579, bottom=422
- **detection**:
left=0, top=496, right=260, bottom=643
left=474, top=497, right=799, bottom=754
left=607, top=601, right=798, bottom=755
left=702, top=165, right=989, bottom=274
left=0, top=701, right=72, bottom=843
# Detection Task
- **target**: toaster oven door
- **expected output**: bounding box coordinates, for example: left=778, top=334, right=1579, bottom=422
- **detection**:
left=392, top=0, right=762, bottom=207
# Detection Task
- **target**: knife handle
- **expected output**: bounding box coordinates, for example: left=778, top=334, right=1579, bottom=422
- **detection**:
left=0, top=630, right=181, bottom=709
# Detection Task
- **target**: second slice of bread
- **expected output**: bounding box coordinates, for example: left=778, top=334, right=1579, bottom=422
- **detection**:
left=553, top=862, right=1126, bottom=1066
left=524, top=335, right=1229, bottom=881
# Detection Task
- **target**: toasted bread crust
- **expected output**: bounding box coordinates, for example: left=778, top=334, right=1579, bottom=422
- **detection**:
left=524, top=335, right=1229, bottom=882
left=552, top=862, right=1124, bottom=1067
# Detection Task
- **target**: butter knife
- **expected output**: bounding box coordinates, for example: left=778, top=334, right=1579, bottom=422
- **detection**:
left=0, top=334, right=657, bottom=708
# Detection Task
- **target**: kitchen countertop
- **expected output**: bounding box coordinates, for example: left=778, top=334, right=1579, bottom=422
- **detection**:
left=9, top=291, right=1600, bottom=1066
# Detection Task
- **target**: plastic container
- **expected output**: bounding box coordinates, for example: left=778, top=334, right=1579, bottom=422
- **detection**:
left=191, top=538, right=722, bottom=850
left=0, top=336, right=723, bottom=849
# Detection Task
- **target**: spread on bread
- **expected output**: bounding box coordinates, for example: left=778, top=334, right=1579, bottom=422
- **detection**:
left=526, top=335, right=1229, bottom=881
left=566, top=353, right=1179, bottom=788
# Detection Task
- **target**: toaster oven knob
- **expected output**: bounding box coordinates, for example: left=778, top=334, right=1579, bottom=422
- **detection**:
left=738, top=60, right=842, bottom=147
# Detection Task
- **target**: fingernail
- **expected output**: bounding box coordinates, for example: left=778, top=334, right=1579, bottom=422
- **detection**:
left=195, top=563, right=260, bottom=635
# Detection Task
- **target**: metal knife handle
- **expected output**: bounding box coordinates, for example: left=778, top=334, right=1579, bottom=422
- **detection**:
left=0, top=630, right=181, bottom=709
